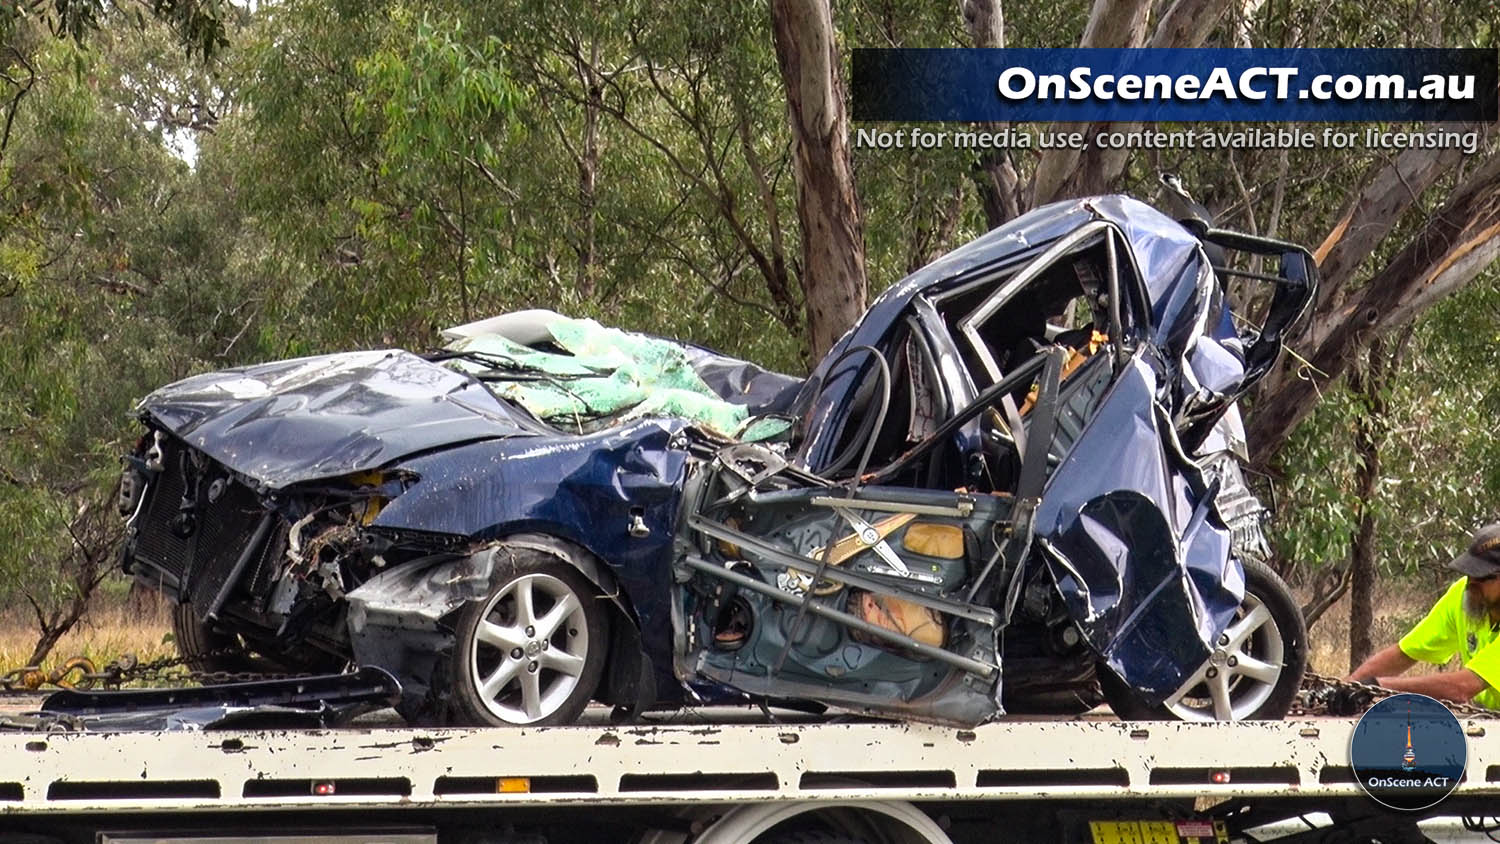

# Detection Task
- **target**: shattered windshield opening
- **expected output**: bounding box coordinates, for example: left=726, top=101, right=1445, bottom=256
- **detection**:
left=907, top=223, right=1144, bottom=494
left=816, top=322, right=957, bottom=486
left=938, top=224, right=1138, bottom=390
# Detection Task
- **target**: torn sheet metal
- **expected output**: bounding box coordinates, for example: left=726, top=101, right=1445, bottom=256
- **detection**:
left=1033, top=356, right=1241, bottom=697
left=22, top=667, right=401, bottom=732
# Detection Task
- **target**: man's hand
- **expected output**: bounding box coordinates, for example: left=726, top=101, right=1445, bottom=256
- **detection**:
left=1345, top=644, right=1417, bottom=684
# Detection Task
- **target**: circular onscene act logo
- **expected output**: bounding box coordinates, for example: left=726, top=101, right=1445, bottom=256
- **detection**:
left=1350, top=693, right=1466, bottom=811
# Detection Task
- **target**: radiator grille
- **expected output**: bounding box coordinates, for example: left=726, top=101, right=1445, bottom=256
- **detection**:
left=131, top=437, right=275, bottom=609
left=245, top=522, right=289, bottom=599
left=186, top=481, right=269, bottom=610
left=132, top=441, right=192, bottom=581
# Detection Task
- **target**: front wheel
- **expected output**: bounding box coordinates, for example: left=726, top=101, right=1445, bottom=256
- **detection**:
left=448, top=559, right=609, bottom=726
left=171, top=603, right=345, bottom=675
left=171, top=603, right=260, bottom=673
left=1102, top=559, right=1307, bottom=721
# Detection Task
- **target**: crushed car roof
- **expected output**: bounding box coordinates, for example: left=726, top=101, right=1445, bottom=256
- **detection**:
left=821, top=195, right=1205, bottom=361
left=139, top=196, right=1208, bottom=491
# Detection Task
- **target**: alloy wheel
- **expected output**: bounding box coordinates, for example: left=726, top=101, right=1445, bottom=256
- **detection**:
left=467, top=572, right=592, bottom=724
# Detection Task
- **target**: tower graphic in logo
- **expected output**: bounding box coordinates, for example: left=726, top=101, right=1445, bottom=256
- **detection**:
left=1351, top=693, right=1465, bottom=811
left=1401, top=707, right=1416, bottom=772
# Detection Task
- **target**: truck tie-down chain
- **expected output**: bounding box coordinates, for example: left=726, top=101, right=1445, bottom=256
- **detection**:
left=1296, top=670, right=1499, bottom=719
left=1, top=648, right=313, bottom=695
left=0, top=657, right=101, bottom=692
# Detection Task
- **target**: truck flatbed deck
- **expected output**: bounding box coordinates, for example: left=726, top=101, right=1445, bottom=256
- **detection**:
left=3, top=717, right=1498, bottom=843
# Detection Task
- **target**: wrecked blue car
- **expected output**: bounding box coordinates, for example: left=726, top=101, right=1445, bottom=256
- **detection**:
left=117, top=194, right=1315, bottom=727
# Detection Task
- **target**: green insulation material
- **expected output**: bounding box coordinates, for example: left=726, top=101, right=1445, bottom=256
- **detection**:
left=444, top=317, right=791, bottom=441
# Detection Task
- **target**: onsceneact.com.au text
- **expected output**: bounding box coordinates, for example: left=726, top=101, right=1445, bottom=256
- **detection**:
left=996, top=67, right=1477, bottom=103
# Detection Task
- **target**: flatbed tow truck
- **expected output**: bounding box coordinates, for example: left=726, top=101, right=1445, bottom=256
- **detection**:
left=3, top=187, right=1488, bottom=841
left=3, top=703, right=1499, bottom=844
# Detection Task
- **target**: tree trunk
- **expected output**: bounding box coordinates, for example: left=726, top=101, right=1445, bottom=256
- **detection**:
left=1300, top=561, right=1353, bottom=630
left=1148, top=0, right=1235, bottom=49
left=1346, top=456, right=1377, bottom=668
left=961, top=0, right=1021, bottom=228
left=1346, top=338, right=1387, bottom=669
left=574, top=37, right=601, bottom=300
left=1294, top=143, right=1464, bottom=356
left=455, top=161, right=471, bottom=322
left=1029, top=0, right=1154, bottom=207
left=1247, top=152, right=1500, bottom=463
left=769, top=0, right=867, bottom=362
left=1030, top=0, right=1230, bottom=207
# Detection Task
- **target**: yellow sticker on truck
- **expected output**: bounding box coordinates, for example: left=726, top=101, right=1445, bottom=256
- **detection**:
left=1089, top=820, right=1228, bottom=844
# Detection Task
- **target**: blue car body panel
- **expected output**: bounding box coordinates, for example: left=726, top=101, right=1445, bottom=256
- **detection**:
left=790, top=196, right=1246, bottom=697
left=1032, top=355, right=1242, bottom=696
left=370, top=420, right=692, bottom=697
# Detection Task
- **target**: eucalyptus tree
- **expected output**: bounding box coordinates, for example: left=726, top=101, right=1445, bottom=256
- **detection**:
left=0, top=12, right=243, bottom=662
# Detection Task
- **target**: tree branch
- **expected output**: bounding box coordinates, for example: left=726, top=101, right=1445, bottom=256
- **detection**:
left=1031, top=0, right=1230, bottom=207
left=0, top=46, right=36, bottom=161
left=1248, top=151, right=1500, bottom=462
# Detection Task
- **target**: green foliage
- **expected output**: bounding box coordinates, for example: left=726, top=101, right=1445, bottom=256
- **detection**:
left=1273, top=266, right=1500, bottom=580
left=1, top=0, right=1499, bottom=663
left=356, top=13, right=518, bottom=162
left=346, top=6, right=521, bottom=323
left=0, top=11, right=251, bottom=636
left=0, top=0, right=227, bottom=59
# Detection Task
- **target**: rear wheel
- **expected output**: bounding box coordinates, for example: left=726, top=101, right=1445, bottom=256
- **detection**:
left=449, top=559, right=608, bottom=726
left=1101, top=559, right=1306, bottom=721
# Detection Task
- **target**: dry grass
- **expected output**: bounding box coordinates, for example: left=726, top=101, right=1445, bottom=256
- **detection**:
left=1298, top=576, right=1456, bottom=677
left=0, top=593, right=175, bottom=679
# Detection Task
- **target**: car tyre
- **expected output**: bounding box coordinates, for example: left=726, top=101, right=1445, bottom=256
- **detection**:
left=1101, top=558, right=1306, bottom=721
left=171, top=602, right=265, bottom=674
left=172, top=602, right=346, bottom=676
left=449, top=558, right=609, bottom=726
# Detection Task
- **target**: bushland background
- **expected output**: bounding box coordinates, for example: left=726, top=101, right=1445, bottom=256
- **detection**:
left=0, top=0, right=1497, bottom=680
